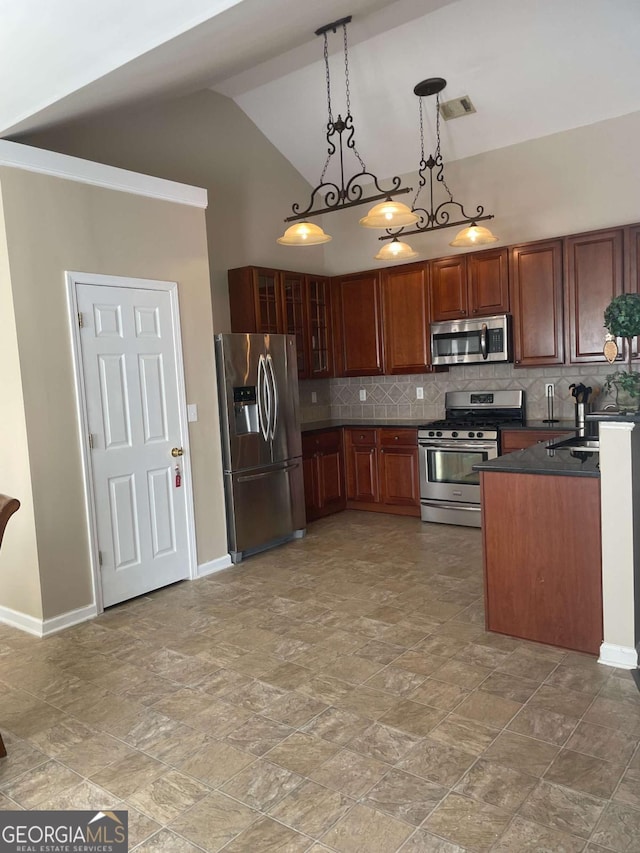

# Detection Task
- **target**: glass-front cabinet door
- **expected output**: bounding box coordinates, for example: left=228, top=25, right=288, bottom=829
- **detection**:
left=280, top=272, right=308, bottom=378
left=307, top=276, right=333, bottom=378
left=254, top=269, right=280, bottom=334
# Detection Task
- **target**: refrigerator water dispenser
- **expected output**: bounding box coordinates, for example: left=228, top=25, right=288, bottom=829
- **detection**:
left=233, top=386, right=259, bottom=435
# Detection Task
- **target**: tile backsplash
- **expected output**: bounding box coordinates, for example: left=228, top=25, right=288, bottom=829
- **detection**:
left=300, top=363, right=619, bottom=424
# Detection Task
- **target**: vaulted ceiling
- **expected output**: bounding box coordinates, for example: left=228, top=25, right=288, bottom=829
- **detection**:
left=4, top=0, right=640, bottom=186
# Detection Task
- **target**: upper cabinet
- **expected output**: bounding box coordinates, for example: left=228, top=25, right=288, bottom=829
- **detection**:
left=228, top=266, right=330, bottom=380
left=509, top=239, right=564, bottom=367
left=332, top=271, right=384, bottom=376
left=381, top=262, right=431, bottom=374
left=564, top=228, right=624, bottom=363
left=430, top=248, right=509, bottom=322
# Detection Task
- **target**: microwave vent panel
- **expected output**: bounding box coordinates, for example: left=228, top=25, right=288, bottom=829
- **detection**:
left=439, top=96, right=476, bottom=120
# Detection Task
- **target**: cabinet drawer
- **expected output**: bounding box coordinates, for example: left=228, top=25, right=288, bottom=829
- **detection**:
left=347, top=428, right=377, bottom=446
left=380, top=428, right=417, bottom=447
left=501, top=429, right=567, bottom=453
left=302, top=429, right=341, bottom=455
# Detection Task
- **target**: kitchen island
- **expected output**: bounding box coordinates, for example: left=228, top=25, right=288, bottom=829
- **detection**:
left=474, top=438, right=602, bottom=655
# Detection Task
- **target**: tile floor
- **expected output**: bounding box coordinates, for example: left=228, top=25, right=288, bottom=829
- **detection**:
left=0, top=511, right=639, bottom=852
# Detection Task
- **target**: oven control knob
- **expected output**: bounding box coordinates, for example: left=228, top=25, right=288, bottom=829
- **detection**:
left=468, top=431, right=475, bottom=438
left=436, top=431, right=443, bottom=437
left=477, top=431, right=483, bottom=438
left=428, top=430, right=435, bottom=437
left=452, top=431, right=458, bottom=438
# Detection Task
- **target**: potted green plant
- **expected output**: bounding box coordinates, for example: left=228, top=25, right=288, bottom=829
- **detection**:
left=604, top=293, right=640, bottom=410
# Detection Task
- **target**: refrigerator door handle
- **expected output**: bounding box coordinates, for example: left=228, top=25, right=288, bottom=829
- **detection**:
left=237, top=460, right=300, bottom=483
left=257, top=354, right=269, bottom=441
left=266, top=353, right=278, bottom=440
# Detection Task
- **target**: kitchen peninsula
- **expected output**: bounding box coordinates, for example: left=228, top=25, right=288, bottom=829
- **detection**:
left=475, top=439, right=602, bottom=655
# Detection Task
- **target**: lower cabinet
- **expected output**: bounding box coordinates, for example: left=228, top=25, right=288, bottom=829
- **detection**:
left=302, top=429, right=346, bottom=522
left=500, top=428, right=569, bottom=453
left=345, top=428, right=420, bottom=517
left=481, top=471, right=602, bottom=655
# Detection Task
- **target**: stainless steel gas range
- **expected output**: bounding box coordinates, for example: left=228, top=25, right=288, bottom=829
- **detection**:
left=418, top=390, right=525, bottom=527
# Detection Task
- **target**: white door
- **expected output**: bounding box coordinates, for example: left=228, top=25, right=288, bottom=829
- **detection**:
left=75, top=278, right=192, bottom=607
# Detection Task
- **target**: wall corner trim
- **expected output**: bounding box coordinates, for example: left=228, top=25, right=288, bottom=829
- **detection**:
left=0, top=602, right=97, bottom=637
left=598, top=641, right=638, bottom=669
left=0, top=139, right=208, bottom=209
left=196, top=555, right=233, bottom=578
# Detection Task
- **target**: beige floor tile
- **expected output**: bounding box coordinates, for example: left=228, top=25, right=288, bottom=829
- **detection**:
left=301, top=707, right=373, bottom=746
left=428, top=715, right=498, bottom=757
left=261, top=691, right=327, bottom=727
left=264, top=732, right=340, bottom=775
left=269, top=779, right=354, bottom=837
left=544, top=748, right=625, bottom=798
left=176, top=737, right=254, bottom=786
left=89, top=751, right=167, bottom=799
left=528, top=684, right=593, bottom=719
left=397, top=739, right=476, bottom=788
left=169, top=790, right=258, bottom=851
left=398, top=829, right=467, bottom=851
left=224, top=714, right=294, bottom=755
left=507, top=705, right=578, bottom=746
left=379, top=700, right=446, bottom=738
left=490, top=815, right=586, bottom=852
left=133, top=828, right=204, bottom=852
left=363, top=768, right=446, bottom=825
left=409, top=679, right=469, bottom=712
left=482, top=730, right=559, bottom=777
left=220, top=758, right=303, bottom=810
left=614, top=767, right=640, bottom=808
left=591, top=801, right=640, bottom=850
left=222, top=815, right=311, bottom=852
left=423, top=792, right=511, bottom=853
left=0, top=759, right=83, bottom=808
left=127, top=768, right=211, bottom=823
left=322, top=802, right=413, bottom=853
left=453, top=690, right=522, bottom=728
left=583, top=696, right=640, bottom=736
left=346, top=722, right=422, bottom=765
left=319, top=655, right=384, bottom=685
left=519, top=780, right=606, bottom=838
left=566, top=721, right=638, bottom=764
left=310, top=749, right=388, bottom=798
left=454, top=758, right=537, bottom=811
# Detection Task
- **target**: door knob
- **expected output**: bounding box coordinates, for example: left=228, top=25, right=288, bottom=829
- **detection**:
left=171, top=447, right=184, bottom=457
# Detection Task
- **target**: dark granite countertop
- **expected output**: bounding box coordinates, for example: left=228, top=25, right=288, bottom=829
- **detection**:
left=587, top=410, right=640, bottom=423
left=301, top=418, right=577, bottom=434
left=474, top=436, right=600, bottom=478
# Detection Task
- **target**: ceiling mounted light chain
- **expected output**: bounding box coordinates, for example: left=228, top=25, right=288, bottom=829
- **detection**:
left=277, top=15, right=416, bottom=247
left=377, top=77, right=498, bottom=257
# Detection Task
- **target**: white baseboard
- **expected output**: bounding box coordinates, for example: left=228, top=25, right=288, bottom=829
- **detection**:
left=599, top=642, right=639, bottom=669
left=0, top=602, right=97, bottom=637
left=196, top=554, right=233, bottom=578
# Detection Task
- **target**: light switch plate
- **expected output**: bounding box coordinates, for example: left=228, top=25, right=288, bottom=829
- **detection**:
left=359, top=389, right=367, bottom=402
left=416, top=387, right=424, bottom=399
left=187, top=404, right=198, bottom=422
left=311, top=391, right=317, bottom=403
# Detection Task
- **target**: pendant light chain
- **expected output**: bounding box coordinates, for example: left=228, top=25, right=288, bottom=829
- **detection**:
left=411, top=97, right=426, bottom=210
left=342, top=22, right=367, bottom=172
left=435, top=92, right=454, bottom=204
left=319, top=32, right=334, bottom=185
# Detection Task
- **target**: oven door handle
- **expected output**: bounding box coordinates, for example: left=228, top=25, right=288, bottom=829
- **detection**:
left=419, top=441, right=497, bottom=452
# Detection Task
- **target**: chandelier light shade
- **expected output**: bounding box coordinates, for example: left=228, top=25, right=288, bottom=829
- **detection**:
left=360, top=199, right=419, bottom=229
left=378, top=77, right=497, bottom=255
left=374, top=238, right=418, bottom=262
left=449, top=224, right=498, bottom=247
left=276, top=221, right=332, bottom=246
left=278, top=16, right=412, bottom=247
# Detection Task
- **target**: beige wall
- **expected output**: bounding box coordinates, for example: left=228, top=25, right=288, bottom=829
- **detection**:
left=0, top=166, right=227, bottom=621
left=17, top=89, right=327, bottom=332
left=323, top=110, right=640, bottom=273
left=0, top=184, right=43, bottom=620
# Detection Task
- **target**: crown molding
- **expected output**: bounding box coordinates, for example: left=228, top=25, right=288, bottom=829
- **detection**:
left=0, top=139, right=207, bottom=209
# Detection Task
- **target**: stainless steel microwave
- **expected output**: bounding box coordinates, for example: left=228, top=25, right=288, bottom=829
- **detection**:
left=430, top=314, right=512, bottom=366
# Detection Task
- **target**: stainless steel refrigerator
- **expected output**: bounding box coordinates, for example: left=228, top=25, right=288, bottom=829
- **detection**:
left=215, top=333, right=305, bottom=563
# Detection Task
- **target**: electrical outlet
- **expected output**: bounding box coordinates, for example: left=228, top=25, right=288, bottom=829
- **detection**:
left=359, top=388, right=367, bottom=402
left=416, top=387, right=424, bottom=399
left=311, top=391, right=317, bottom=403
left=545, top=383, right=555, bottom=397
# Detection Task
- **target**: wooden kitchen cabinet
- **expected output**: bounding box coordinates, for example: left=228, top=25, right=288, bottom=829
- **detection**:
left=509, top=239, right=564, bottom=367
left=228, top=266, right=331, bottom=379
left=381, top=262, right=432, bottom=374
left=500, top=428, right=568, bottom=454
left=430, top=248, right=509, bottom=322
left=302, top=429, right=346, bottom=522
left=345, top=427, right=420, bottom=516
left=332, top=272, right=384, bottom=376
left=564, top=228, right=624, bottom=363
left=481, top=470, right=602, bottom=654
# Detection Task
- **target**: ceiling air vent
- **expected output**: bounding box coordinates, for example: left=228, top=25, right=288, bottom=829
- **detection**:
left=439, top=95, right=476, bottom=120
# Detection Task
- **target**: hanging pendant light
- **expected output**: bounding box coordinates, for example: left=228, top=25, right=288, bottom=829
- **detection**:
left=377, top=77, right=497, bottom=256
left=374, top=237, right=418, bottom=262
left=277, top=222, right=332, bottom=246
left=278, top=16, right=412, bottom=246
left=360, top=198, right=419, bottom=229
left=449, top=223, right=498, bottom=247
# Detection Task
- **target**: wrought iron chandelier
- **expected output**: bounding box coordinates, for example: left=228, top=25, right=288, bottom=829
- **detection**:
left=376, top=77, right=498, bottom=260
left=278, top=16, right=416, bottom=247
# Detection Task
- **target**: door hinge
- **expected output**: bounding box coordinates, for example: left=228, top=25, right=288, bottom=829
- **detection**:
left=88, top=433, right=94, bottom=449
left=78, top=311, right=84, bottom=328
